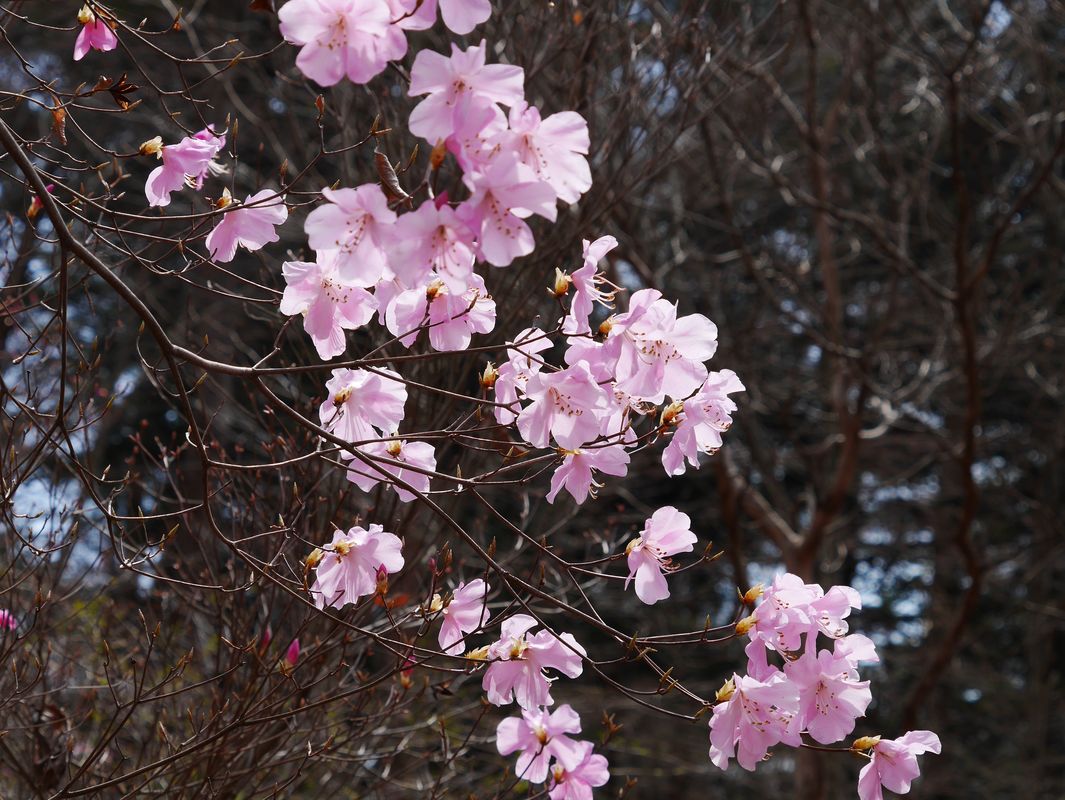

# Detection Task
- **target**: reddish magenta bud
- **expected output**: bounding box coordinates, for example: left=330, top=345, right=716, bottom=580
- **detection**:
left=284, top=638, right=300, bottom=667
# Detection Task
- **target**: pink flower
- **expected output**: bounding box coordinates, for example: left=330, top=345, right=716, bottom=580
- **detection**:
left=857, top=731, right=941, bottom=800
left=784, top=645, right=872, bottom=744
left=319, top=367, right=407, bottom=444
left=517, top=362, right=609, bottom=450
left=385, top=274, right=496, bottom=351
left=708, top=672, right=801, bottom=771
left=562, top=235, right=619, bottom=336
left=548, top=741, right=610, bottom=800
left=502, top=101, right=591, bottom=204
left=310, top=524, right=404, bottom=609
left=436, top=578, right=490, bottom=654
left=483, top=614, right=585, bottom=709
left=496, top=704, right=585, bottom=784
left=145, top=128, right=226, bottom=207
left=446, top=100, right=507, bottom=172
left=394, top=0, right=491, bottom=34
left=206, top=189, right=288, bottom=263
left=546, top=444, right=630, bottom=505
left=624, top=506, right=697, bottom=605
left=391, top=200, right=477, bottom=292
left=280, top=250, right=377, bottom=359
left=0, top=609, right=16, bottom=630
left=278, top=0, right=407, bottom=86
left=746, top=573, right=863, bottom=654
left=493, top=327, right=552, bottom=425
left=661, top=369, right=745, bottom=476
left=609, top=288, right=718, bottom=403
left=345, top=438, right=436, bottom=502
left=73, top=6, right=118, bottom=61
left=408, top=40, right=524, bottom=142
left=458, top=154, right=557, bottom=267
left=305, top=185, right=396, bottom=285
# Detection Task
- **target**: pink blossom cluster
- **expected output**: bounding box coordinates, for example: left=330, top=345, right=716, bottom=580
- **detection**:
left=278, top=0, right=492, bottom=87
left=484, top=236, right=744, bottom=509
left=709, top=573, right=940, bottom=799
left=496, top=704, right=609, bottom=799
left=279, top=37, right=590, bottom=360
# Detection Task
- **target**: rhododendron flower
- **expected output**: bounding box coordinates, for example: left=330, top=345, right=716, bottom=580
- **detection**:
left=609, top=288, right=718, bottom=402
left=662, top=369, right=745, bottom=475
left=0, top=609, right=16, bottom=630
left=385, top=274, right=496, bottom=351
left=446, top=100, right=508, bottom=172
left=408, top=40, right=524, bottom=141
left=546, top=444, right=630, bottom=505
left=145, top=128, right=226, bottom=207
left=745, top=573, right=862, bottom=653
left=305, top=185, right=396, bottom=285
left=493, top=327, right=552, bottom=425
left=784, top=645, right=872, bottom=744
left=278, top=0, right=407, bottom=86
left=709, top=672, right=801, bottom=771
left=205, top=189, right=288, bottom=262
left=310, top=524, right=404, bottom=609
left=548, top=741, right=610, bottom=800
left=390, top=200, right=477, bottom=291
left=73, top=6, right=118, bottom=61
left=459, top=154, right=557, bottom=267
left=561, top=235, right=619, bottom=336
left=624, top=505, right=697, bottom=605
left=496, top=704, right=585, bottom=784
left=280, top=250, right=377, bottom=359
left=517, top=361, right=609, bottom=450
left=483, top=614, right=585, bottom=709
left=346, top=438, right=436, bottom=502
left=857, top=731, right=941, bottom=800
left=501, top=101, right=592, bottom=204
left=319, top=368, right=407, bottom=444
left=393, top=0, right=492, bottom=34
left=436, top=578, right=490, bottom=654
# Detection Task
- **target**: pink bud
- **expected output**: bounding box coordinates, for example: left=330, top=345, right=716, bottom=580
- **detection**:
left=258, top=624, right=272, bottom=655
left=0, top=609, right=17, bottom=630
left=284, top=638, right=300, bottom=667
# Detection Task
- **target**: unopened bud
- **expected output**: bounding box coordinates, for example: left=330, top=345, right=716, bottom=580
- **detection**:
left=481, top=362, right=498, bottom=389
left=660, top=401, right=684, bottom=427
left=375, top=565, right=389, bottom=595
left=734, top=613, right=758, bottom=635
left=77, top=5, right=94, bottom=24
left=279, top=638, right=300, bottom=674
left=305, top=547, right=324, bottom=569
left=430, top=139, right=447, bottom=170
left=426, top=278, right=445, bottom=301
left=216, top=187, right=233, bottom=209
left=551, top=268, right=572, bottom=298
left=465, top=645, right=490, bottom=661
left=139, top=136, right=163, bottom=157
left=428, top=593, right=445, bottom=614
left=715, top=677, right=736, bottom=704
left=851, top=736, right=881, bottom=752
left=597, top=317, right=614, bottom=338
left=741, top=583, right=764, bottom=605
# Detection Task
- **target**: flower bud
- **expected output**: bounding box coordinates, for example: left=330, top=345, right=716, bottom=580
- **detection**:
left=597, top=317, right=614, bottom=338
left=216, top=187, right=233, bottom=209
left=734, top=613, right=758, bottom=635
left=480, top=362, right=498, bottom=389
left=715, top=677, right=736, bottom=704
left=305, top=547, right=324, bottom=569
left=464, top=645, right=490, bottom=661
left=425, top=278, right=445, bottom=301
left=279, top=638, right=300, bottom=674
left=430, top=139, right=447, bottom=170
left=851, top=736, right=881, bottom=752
left=660, top=401, right=684, bottom=427
left=375, top=564, right=390, bottom=596
left=741, top=583, right=764, bottom=605
left=428, top=593, right=445, bottom=614
left=77, top=5, right=95, bottom=24
left=139, top=136, right=163, bottom=157
left=551, top=268, right=572, bottom=298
